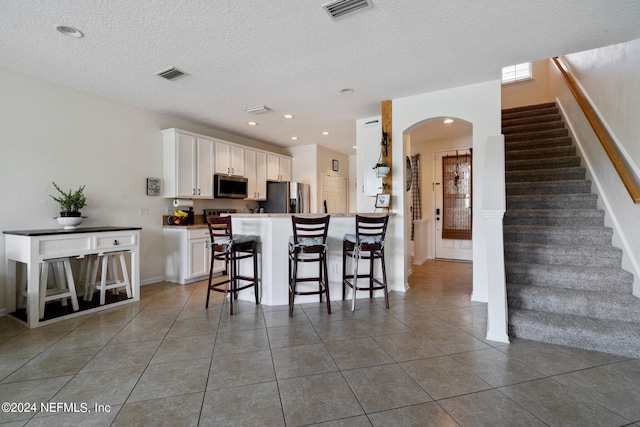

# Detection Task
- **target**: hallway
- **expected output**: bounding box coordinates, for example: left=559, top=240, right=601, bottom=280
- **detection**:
left=0, top=260, right=639, bottom=426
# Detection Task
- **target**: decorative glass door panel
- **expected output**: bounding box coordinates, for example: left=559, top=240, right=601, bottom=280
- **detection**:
left=442, top=153, right=472, bottom=240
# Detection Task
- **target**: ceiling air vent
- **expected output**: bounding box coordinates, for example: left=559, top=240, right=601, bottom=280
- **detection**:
left=155, top=67, right=186, bottom=80
left=322, top=0, right=372, bottom=20
left=244, top=105, right=271, bottom=114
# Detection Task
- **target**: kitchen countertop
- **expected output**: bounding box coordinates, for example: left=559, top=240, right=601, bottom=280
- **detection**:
left=3, top=226, right=142, bottom=236
left=161, top=213, right=394, bottom=229
left=229, top=213, right=393, bottom=218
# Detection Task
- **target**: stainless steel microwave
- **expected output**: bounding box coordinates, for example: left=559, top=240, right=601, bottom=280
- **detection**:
left=214, top=175, right=248, bottom=199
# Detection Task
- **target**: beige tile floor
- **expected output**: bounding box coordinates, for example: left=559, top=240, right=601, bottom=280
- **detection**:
left=1, top=260, right=639, bottom=426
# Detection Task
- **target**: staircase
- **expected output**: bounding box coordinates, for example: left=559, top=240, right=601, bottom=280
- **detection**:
left=502, top=102, right=640, bottom=358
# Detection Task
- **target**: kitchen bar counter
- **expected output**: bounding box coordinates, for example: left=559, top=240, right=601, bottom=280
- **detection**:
left=4, top=226, right=141, bottom=328
left=229, top=214, right=402, bottom=307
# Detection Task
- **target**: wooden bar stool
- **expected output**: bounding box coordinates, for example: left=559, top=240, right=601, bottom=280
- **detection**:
left=206, top=216, right=259, bottom=315
left=87, top=251, right=132, bottom=305
left=289, top=215, right=331, bottom=317
left=342, top=215, right=389, bottom=311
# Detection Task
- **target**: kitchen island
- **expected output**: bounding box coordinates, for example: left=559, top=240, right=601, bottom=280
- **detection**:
left=4, top=226, right=141, bottom=328
left=228, top=213, right=402, bottom=307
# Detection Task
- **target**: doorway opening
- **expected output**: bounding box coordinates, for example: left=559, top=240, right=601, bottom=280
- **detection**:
left=405, top=117, right=473, bottom=263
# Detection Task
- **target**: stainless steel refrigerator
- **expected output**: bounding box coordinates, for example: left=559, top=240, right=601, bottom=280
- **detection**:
left=259, top=182, right=310, bottom=213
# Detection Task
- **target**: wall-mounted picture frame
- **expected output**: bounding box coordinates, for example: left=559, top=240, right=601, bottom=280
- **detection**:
left=332, top=159, right=339, bottom=172
left=375, top=193, right=390, bottom=208
left=146, top=178, right=161, bottom=196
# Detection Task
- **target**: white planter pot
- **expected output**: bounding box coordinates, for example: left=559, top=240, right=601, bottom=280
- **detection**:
left=56, top=216, right=84, bottom=230
left=374, top=166, right=390, bottom=178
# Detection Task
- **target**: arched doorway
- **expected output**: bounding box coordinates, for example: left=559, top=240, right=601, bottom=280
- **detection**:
left=404, top=117, right=473, bottom=264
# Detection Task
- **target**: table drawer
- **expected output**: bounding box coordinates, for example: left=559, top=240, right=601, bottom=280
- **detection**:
left=95, top=232, right=138, bottom=250
left=39, top=236, right=92, bottom=257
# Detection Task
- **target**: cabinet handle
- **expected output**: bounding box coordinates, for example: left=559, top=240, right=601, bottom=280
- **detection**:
left=198, top=189, right=201, bottom=195
left=113, top=240, right=119, bottom=246
left=232, top=168, right=234, bottom=175
left=192, top=188, right=196, bottom=196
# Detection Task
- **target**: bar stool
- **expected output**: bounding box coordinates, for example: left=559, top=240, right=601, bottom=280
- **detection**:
left=342, top=215, right=389, bottom=311
left=39, top=257, right=79, bottom=319
left=207, top=216, right=259, bottom=315
left=87, top=251, right=132, bottom=305
left=289, top=215, right=331, bottom=317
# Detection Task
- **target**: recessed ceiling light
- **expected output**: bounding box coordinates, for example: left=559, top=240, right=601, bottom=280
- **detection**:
left=283, top=114, right=294, bottom=119
left=291, top=136, right=298, bottom=140
left=248, top=121, right=258, bottom=126
left=339, top=88, right=354, bottom=95
left=444, top=118, right=454, bottom=124
left=322, top=131, right=330, bottom=135
left=56, top=25, right=84, bottom=38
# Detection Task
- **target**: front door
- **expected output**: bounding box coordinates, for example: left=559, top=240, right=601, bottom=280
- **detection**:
left=434, top=150, right=473, bottom=261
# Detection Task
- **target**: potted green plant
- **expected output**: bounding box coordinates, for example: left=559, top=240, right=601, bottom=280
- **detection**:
left=50, top=182, right=87, bottom=216
left=373, top=162, right=390, bottom=178
left=50, top=182, right=87, bottom=229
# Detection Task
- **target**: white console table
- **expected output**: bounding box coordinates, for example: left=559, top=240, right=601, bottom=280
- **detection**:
left=4, top=226, right=141, bottom=328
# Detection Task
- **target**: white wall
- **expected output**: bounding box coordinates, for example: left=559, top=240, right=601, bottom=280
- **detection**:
left=289, top=145, right=317, bottom=211
left=0, top=68, right=285, bottom=314
left=391, top=80, right=502, bottom=300
left=548, top=39, right=640, bottom=295
left=501, top=60, right=554, bottom=109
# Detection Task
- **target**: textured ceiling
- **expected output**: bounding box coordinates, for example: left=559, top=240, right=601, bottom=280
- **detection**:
left=1, top=1, right=639, bottom=154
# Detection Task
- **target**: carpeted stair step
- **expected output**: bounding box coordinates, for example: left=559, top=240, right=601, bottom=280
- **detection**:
left=506, top=146, right=576, bottom=161
left=507, top=284, right=640, bottom=324
left=506, top=167, right=586, bottom=183
left=502, top=114, right=562, bottom=129
left=504, top=225, right=612, bottom=245
left=502, top=121, right=565, bottom=135
left=503, top=209, right=605, bottom=226
left=507, top=193, right=598, bottom=210
left=505, top=262, right=634, bottom=293
left=504, top=242, right=622, bottom=268
left=506, top=136, right=573, bottom=152
left=508, top=308, right=640, bottom=358
left=506, top=180, right=592, bottom=196
left=502, top=103, right=558, bottom=121
left=505, top=127, right=569, bottom=143
left=506, top=156, right=581, bottom=171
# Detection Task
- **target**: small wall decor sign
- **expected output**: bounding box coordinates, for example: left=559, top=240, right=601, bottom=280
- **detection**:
left=332, top=159, right=339, bottom=172
left=375, top=193, right=390, bottom=208
left=147, top=178, right=161, bottom=196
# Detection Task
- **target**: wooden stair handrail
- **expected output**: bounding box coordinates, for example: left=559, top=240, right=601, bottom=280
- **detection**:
left=552, top=56, right=640, bottom=204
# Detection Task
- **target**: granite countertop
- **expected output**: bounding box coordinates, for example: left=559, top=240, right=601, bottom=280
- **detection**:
left=3, top=226, right=142, bottom=237
left=163, top=224, right=208, bottom=229
left=230, top=213, right=393, bottom=218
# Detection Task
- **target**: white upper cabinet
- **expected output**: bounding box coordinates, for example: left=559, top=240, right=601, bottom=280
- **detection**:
left=245, top=149, right=267, bottom=200
left=163, top=128, right=290, bottom=199
left=163, top=129, right=214, bottom=198
left=267, top=154, right=292, bottom=182
left=214, top=140, right=245, bottom=177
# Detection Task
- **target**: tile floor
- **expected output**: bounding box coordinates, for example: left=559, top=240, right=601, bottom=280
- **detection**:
left=1, top=260, right=639, bottom=426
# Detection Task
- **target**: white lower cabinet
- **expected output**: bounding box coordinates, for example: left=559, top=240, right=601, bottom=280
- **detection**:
left=163, top=227, right=224, bottom=284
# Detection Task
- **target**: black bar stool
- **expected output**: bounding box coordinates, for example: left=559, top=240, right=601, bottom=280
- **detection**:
left=206, top=216, right=259, bottom=315
left=342, top=215, right=389, bottom=311
left=288, top=215, right=331, bottom=317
